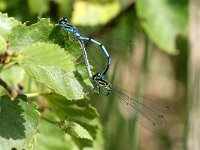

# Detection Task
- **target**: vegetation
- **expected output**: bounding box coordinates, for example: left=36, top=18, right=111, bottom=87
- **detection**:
left=0, top=0, right=191, bottom=150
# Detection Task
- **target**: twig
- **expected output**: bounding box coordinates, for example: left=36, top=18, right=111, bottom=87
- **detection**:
left=0, top=78, right=18, bottom=98
left=0, top=78, right=14, bottom=94
left=41, top=116, right=58, bottom=125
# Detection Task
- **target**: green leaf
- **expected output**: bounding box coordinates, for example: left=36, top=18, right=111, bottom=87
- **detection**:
left=0, top=35, right=6, bottom=51
left=136, top=0, right=188, bottom=54
left=71, top=1, right=121, bottom=26
left=0, top=12, right=21, bottom=40
left=33, top=113, right=79, bottom=150
left=8, top=18, right=92, bottom=100
left=0, top=1, right=6, bottom=11
left=18, top=42, right=75, bottom=71
left=0, top=95, right=40, bottom=150
left=23, top=65, right=92, bottom=100
left=46, top=94, right=99, bottom=121
left=0, top=65, right=25, bottom=96
left=45, top=94, right=103, bottom=148
left=8, top=17, right=83, bottom=62
left=28, top=0, right=48, bottom=15
left=59, top=120, right=93, bottom=140
left=9, top=18, right=54, bottom=52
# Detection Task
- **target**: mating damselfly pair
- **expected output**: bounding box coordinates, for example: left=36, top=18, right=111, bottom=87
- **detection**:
left=58, top=17, right=172, bottom=132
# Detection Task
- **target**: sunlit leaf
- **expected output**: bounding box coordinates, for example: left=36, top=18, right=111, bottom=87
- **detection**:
left=0, top=35, right=6, bottom=51
left=8, top=17, right=93, bottom=100
left=23, top=65, right=92, bottom=100
left=0, top=1, right=6, bottom=11
left=28, top=0, right=48, bottom=15
left=9, top=18, right=54, bottom=52
left=71, top=0, right=121, bottom=26
left=0, top=12, right=21, bottom=40
left=18, top=42, right=75, bottom=71
left=8, top=18, right=83, bottom=62
left=136, top=0, right=188, bottom=54
left=0, top=65, right=25, bottom=89
left=0, top=95, right=40, bottom=150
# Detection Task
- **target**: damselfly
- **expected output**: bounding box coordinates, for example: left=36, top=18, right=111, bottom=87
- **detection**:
left=93, top=72, right=172, bottom=132
left=59, top=18, right=172, bottom=132
left=58, top=17, right=111, bottom=80
left=78, top=35, right=172, bottom=132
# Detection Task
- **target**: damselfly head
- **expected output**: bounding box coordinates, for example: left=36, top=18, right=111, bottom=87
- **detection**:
left=58, top=17, right=78, bottom=33
left=59, top=17, right=68, bottom=23
left=58, top=17, right=71, bottom=28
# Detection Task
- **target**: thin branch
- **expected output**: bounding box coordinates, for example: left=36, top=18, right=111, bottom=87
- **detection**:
left=0, top=78, right=18, bottom=98
left=41, top=116, right=58, bottom=125
left=0, top=78, right=14, bottom=94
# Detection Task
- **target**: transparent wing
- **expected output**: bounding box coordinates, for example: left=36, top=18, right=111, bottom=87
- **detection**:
left=64, top=33, right=107, bottom=81
left=112, top=87, right=172, bottom=132
left=83, top=39, right=107, bottom=75
left=76, top=27, right=138, bottom=73
left=114, top=87, right=172, bottom=113
left=76, top=44, right=105, bottom=72
left=79, top=27, right=137, bottom=53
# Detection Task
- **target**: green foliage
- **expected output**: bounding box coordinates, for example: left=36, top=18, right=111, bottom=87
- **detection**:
left=23, top=65, right=91, bottom=100
left=46, top=94, right=100, bottom=142
left=18, top=42, right=74, bottom=70
left=136, top=0, right=188, bottom=54
left=71, top=0, right=121, bottom=26
left=33, top=113, right=80, bottom=150
left=60, top=120, right=93, bottom=140
left=0, top=12, right=21, bottom=51
left=28, top=0, right=48, bottom=15
left=0, top=0, right=188, bottom=149
left=42, top=94, right=104, bottom=149
left=9, top=19, right=54, bottom=52
left=0, top=12, right=21, bottom=40
left=0, top=13, right=101, bottom=149
left=0, top=95, right=40, bottom=150
left=0, top=65, right=25, bottom=95
left=8, top=18, right=92, bottom=100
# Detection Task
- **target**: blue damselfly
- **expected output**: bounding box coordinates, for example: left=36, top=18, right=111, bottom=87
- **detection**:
left=58, top=18, right=172, bottom=132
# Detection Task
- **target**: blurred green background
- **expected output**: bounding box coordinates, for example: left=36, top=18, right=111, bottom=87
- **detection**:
left=0, top=0, right=188, bottom=150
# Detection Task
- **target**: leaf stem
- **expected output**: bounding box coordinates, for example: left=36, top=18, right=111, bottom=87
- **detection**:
left=41, top=116, right=58, bottom=125
left=25, top=92, right=52, bottom=98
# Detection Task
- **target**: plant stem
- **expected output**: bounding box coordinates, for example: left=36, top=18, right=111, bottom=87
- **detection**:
left=25, top=92, right=52, bottom=98
left=0, top=78, right=18, bottom=98
left=41, top=116, right=58, bottom=125
left=25, top=93, right=41, bottom=97
left=0, top=78, right=13, bottom=94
